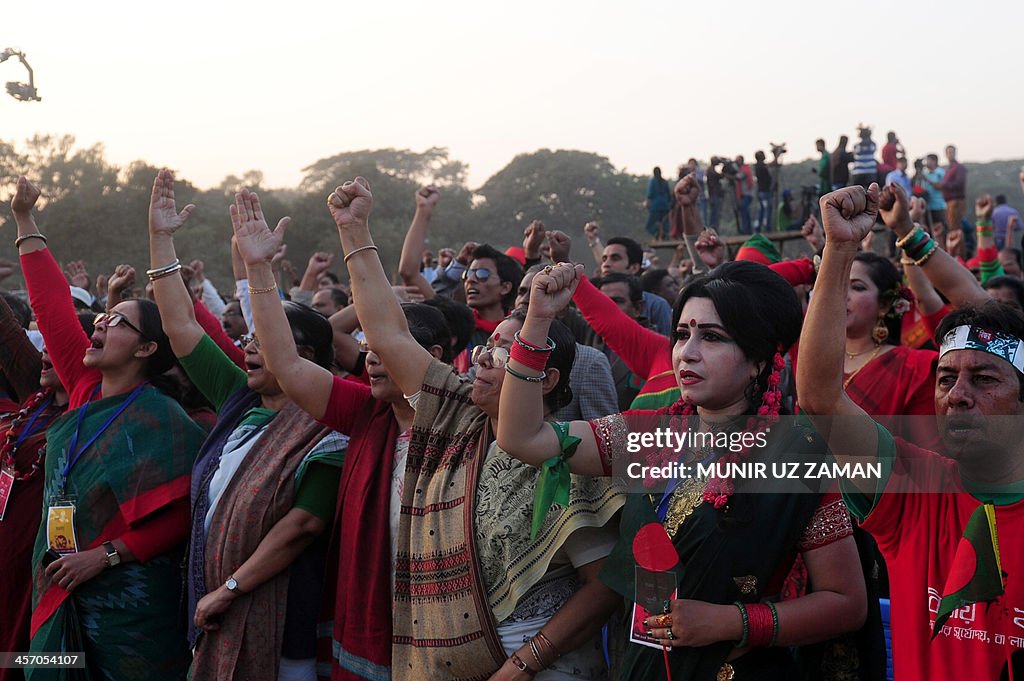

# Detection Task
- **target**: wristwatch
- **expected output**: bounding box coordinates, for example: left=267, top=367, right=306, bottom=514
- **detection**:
left=225, top=576, right=242, bottom=594
left=102, top=541, right=121, bottom=567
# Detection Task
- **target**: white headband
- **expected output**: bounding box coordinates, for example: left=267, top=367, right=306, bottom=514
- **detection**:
left=939, top=325, right=1024, bottom=375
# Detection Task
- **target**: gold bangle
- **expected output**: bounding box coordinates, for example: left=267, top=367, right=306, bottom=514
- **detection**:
left=894, top=225, right=922, bottom=250
left=248, top=284, right=278, bottom=295
left=14, top=233, right=47, bottom=248
left=343, top=244, right=378, bottom=263
left=914, top=242, right=938, bottom=267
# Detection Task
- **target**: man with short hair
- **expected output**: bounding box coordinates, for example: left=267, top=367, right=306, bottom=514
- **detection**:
left=312, top=287, right=348, bottom=317
left=815, top=138, right=831, bottom=196
left=851, top=127, right=878, bottom=188
left=928, top=145, right=968, bottom=241
left=993, top=195, right=1022, bottom=251
left=734, top=155, right=755, bottom=234
left=921, top=154, right=948, bottom=235
left=885, top=156, right=913, bottom=200
left=599, top=236, right=672, bottom=334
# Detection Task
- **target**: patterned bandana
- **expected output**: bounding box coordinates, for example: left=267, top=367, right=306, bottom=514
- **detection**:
left=939, top=325, right=1024, bottom=375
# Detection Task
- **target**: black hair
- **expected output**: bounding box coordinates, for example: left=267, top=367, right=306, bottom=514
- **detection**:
left=927, top=153, right=939, bottom=162
left=595, top=272, right=643, bottom=304
left=401, top=303, right=453, bottom=362
left=283, top=301, right=335, bottom=370
left=672, top=261, right=802, bottom=410
left=471, top=243, right=524, bottom=312
left=641, top=268, right=672, bottom=295
left=319, top=271, right=340, bottom=285
left=984, top=276, right=1024, bottom=311
left=853, top=252, right=902, bottom=345
left=1002, top=248, right=1023, bottom=271
left=996, top=195, right=1008, bottom=206
left=605, top=236, right=643, bottom=268
left=1, top=292, right=32, bottom=329
left=653, top=167, right=662, bottom=178
left=934, top=301, right=1024, bottom=400
left=423, top=296, right=475, bottom=361
left=506, top=309, right=575, bottom=412
left=133, top=299, right=179, bottom=378
left=77, top=311, right=95, bottom=338
left=755, top=150, right=766, bottom=162
left=320, top=287, right=349, bottom=308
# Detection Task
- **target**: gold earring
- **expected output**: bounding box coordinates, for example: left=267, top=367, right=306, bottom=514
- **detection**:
left=871, top=318, right=889, bottom=344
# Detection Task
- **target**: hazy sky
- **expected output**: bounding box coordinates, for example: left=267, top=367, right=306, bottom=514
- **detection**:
left=4, top=0, right=1021, bottom=190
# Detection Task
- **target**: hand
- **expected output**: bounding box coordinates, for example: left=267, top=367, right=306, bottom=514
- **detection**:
left=11, top=176, right=41, bottom=215
left=975, top=194, right=993, bottom=221
left=456, top=241, right=479, bottom=266
left=280, top=259, right=295, bottom=276
left=230, top=189, right=292, bottom=267
left=643, top=599, right=741, bottom=649
left=801, top=215, right=825, bottom=253
left=392, top=285, right=425, bottom=303
left=271, top=244, right=287, bottom=268
left=327, top=177, right=373, bottom=229
left=107, top=264, right=136, bottom=297
left=528, top=262, right=584, bottom=320
left=415, top=184, right=440, bottom=213
left=674, top=176, right=700, bottom=207
left=522, top=220, right=546, bottom=258
left=194, top=586, right=236, bottom=632
left=64, top=260, right=91, bottom=290
left=44, top=548, right=108, bottom=593
left=438, top=248, right=456, bottom=268
left=1009, top=215, right=1020, bottom=235
left=877, top=183, right=912, bottom=235
left=546, top=230, right=571, bottom=263
left=694, top=228, right=724, bottom=268
left=149, top=169, right=196, bottom=237
left=583, top=221, right=600, bottom=244
left=821, top=185, right=880, bottom=247
left=94, top=273, right=108, bottom=298
left=486, top=658, right=536, bottom=681
left=909, top=196, right=927, bottom=224
left=0, top=257, right=16, bottom=281
left=305, top=252, right=335, bottom=277
left=189, top=259, right=205, bottom=282
left=946, top=227, right=963, bottom=257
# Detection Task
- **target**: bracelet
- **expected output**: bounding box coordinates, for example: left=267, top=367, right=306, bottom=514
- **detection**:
left=248, top=284, right=278, bottom=295
left=765, top=600, right=779, bottom=647
left=535, top=631, right=561, bottom=660
left=509, top=342, right=551, bottom=372
left=977, top=219, right=993, bottom=228
left=145, top=259, right=180, bottom=277
left=505, top=365, right=546, bottom=383
left=746, top=603, right=775, bottom=647
left=14, top=233, right=47, bottom=248
left=733, top=602, right=749, bottom=648
left=343, top=244, right=378, bottom=263
left=914, top=240, right=939, bottom=267
left=509, top=653, right=537, bottom=677
left=528, top=638, right=545, bottom=670
left=904, top=233, right=935, bottom=262
left=513, top=330, right=556, bottom=352
left=147, top=263, right=183, bottom=282
left=894, top=224, right=922, bottom=250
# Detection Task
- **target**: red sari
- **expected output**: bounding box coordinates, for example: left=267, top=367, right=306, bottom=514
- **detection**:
left=844, top=345, right=940, bottom=452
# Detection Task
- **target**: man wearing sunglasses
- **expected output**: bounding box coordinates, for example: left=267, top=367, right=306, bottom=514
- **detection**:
left=458, top=244, right=524, bottom=361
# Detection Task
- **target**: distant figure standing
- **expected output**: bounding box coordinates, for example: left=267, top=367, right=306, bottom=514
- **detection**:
left=830, top=135, right=854, bottom=190
left=644, top=167, right=672, bottom=239
left=754, top=150, right=774, bottom=232
left=884, top=156, right=913, bottom=200
left=928, top=145, right=968, bottom=241
left=920, top=153, right=948, bottom=234
left=879, top=131, right=904, bottom=175
left=735, top=155, right=755, bottom=234
left=815, top=138, right=831, bottom=196
left=851, top=127, right=878, bottom=188
left=705, top=162, right=723, bottom=228
left=993, top=194, right=1022, bottom=251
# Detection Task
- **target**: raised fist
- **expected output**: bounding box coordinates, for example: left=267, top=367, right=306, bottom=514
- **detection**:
left=11, top=176, right=41, bottom=215
left=415, top=185, right=440, bottom=212
left=820, top=184, right=881, bottom=246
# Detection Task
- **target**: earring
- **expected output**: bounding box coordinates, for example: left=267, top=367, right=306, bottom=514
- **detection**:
left=871, top=318, right=889, bottom=344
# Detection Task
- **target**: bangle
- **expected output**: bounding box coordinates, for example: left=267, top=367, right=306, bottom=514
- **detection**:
left=733, top=602, right=749, bottom=648
left=746, top=603, right=775, bottom=647
left=146, top=259, right=180, bottom=277
left=509, top=342, right=550, bottom=372
left=765, top=600, right=779, bottom=647
left=528, top=638, right=546, bottom=670
left=513, top=331, right=556, bottom=352
left=14, top=233, right=47, bottom=248
left=535, top=631, right=561, bottom=660
left=248, top=284, right=278, bottom=295
left=904, top=233, right=935, bottom=261
left=505, top=365, right=546, bottom=383
left=147, top=263, right=183, bottom=282
left=343, top=244, right=378, bottom=263
left=977, top=219, right=993, bottom=228
left=914, top=240, right=939, bottom=267
left=509, top=653, right=537, bottom=677
left=894, top=224, right=922, bottom=250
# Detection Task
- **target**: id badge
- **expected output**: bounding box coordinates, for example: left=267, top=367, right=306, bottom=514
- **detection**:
left=630, top=566, right=678, bottom=649
left=0, top=469, right=13, bottom=521
left=46, top=502, right=79, bottom=554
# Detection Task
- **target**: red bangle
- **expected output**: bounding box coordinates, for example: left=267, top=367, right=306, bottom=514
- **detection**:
left=746, top=603, right=775, bottom=647
left=509, top=342, right=550, bottom=372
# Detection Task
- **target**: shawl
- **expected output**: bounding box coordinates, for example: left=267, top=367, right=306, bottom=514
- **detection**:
left=392, top=360, right=504, bottom=681
left=320, top=395, right=400, bottom=681
left=189, top=392, right=333, bottom=681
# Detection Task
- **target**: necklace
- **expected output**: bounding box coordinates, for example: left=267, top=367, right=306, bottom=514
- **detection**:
left=844, top=343, right=878, bottom=360
left=1, top=390, right=59, bottom=481
left=843, top=345, right=883, bottom=390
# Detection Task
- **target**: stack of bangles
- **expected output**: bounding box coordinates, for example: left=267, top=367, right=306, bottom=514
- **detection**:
left=895, top=224, right=938, bottom=266
left=733, top=601, right=779, bottom=648
left=146, top=259, right=182, bottom=282
left=976, top=219, right=994, bottom=241
left=507, top=331, right=555, bottom=383
left=508, top=630, right=561, bottom=676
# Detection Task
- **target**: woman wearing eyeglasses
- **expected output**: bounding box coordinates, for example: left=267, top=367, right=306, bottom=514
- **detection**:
left=12, top=176, right=206, bottom=681
left=145, top=171, right=346, bottom=681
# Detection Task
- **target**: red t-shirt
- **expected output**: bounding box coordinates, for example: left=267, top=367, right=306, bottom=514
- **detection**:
left=847, top=427, right=1024, bottom=680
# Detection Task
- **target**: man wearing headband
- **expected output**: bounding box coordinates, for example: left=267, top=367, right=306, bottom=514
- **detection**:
left=800, top=183, right=1024, bottom=681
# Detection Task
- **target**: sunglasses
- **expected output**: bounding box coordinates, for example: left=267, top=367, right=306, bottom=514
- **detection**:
left=461, top=267, right=493, bottom=282
left=239, top=334, right=260, bottom=349
left=94, top=312, right=149, bottom=340
left=470, top=344, right=510, bottom=368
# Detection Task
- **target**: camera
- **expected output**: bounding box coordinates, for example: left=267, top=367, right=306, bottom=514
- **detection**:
left=913, top=157, right=925, bottom=171
left=711, top=156, right=739, bottom=177
left=770, top=142, right=787, bottom=157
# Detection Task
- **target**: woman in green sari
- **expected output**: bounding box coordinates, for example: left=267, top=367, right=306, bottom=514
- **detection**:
left=12, top=176, right=206, bottom=680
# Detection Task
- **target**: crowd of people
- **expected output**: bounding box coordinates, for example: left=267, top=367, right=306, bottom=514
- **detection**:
left=0, top=154, right=1023, bottom=681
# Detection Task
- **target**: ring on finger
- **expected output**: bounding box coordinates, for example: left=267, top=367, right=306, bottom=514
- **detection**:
left=666, top=627, right=676, bottom=640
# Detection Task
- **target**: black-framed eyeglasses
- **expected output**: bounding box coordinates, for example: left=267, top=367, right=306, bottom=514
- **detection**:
left=461, top=267, right=493, bottom=282
left=94, top=312, right=149, bottom=341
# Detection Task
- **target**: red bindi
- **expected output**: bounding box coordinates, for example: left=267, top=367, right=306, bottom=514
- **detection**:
left=688, top=319, right=698, bottom=328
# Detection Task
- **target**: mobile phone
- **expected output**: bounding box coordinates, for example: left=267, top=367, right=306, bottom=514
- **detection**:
left=42, top=548, right=62, bottom=566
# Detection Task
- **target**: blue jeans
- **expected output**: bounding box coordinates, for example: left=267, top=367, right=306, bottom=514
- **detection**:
left=739, top=195, right=753, bottom=235
left=645, top=209, right=670, bottom=236
left=757, top=191, right=772, bottom=232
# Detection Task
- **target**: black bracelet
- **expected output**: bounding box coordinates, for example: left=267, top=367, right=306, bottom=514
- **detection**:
left=505, top=365, right=546, bottom=383
left=513, top=330, right=556, bottom=352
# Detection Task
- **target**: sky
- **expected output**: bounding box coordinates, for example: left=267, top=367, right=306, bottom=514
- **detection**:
left=3, top=0, right=1022, bottom=191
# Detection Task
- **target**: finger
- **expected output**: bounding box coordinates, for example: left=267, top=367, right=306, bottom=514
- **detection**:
left=866, top=182, right=881, bottom=215
left=178, top=204, right=196, bottom=224
left=353, top=176, right=371, bottom=194
left=229, top=204, right=241, bottom=230
left=273, top=217, right=291, bottom=240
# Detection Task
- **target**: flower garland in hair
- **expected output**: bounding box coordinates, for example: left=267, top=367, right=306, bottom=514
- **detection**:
left=647, top=348, right=787, bottom=509
left=884, top=285, right=915, bottom=319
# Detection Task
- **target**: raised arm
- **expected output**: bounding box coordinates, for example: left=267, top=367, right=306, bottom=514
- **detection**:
left=148, top=169, right=206, bottom=358
left=397, top=185, right=439, bottom=300
left=231, top=189, right=334, bottom=420
left=0, top=292, right=41, bottom=402
left=498, top=263, right=606, bottom=476
left=901, top=198, right=945, bottom=316
left=328, top=178, right=434, bottom=398
left=797, top=186, right=884, bottom=494
left=881, top=183, right=989, bottom=308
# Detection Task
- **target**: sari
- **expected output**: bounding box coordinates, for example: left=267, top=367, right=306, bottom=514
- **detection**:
left=28, top=386, right=204, bottom=681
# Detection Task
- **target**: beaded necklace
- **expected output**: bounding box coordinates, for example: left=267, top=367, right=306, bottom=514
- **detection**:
left=1, top=389, right=59, bottom=481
